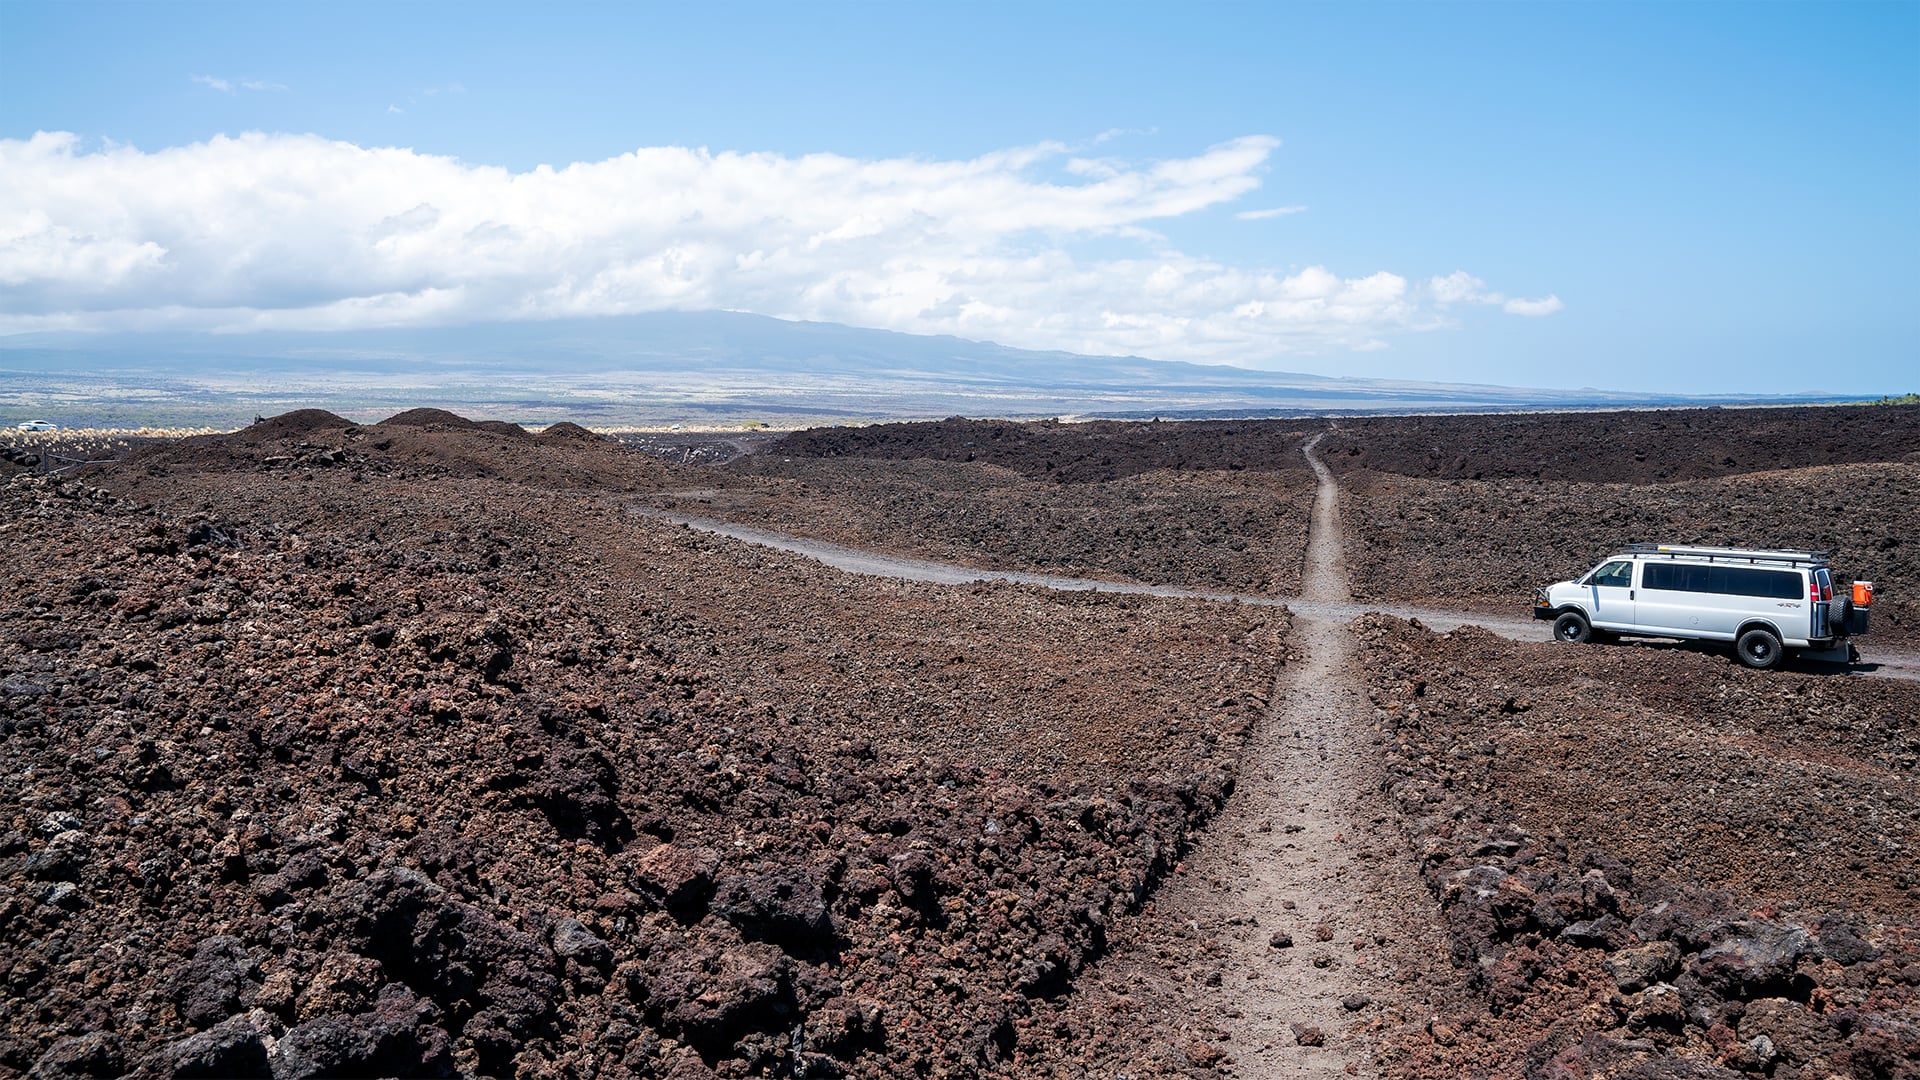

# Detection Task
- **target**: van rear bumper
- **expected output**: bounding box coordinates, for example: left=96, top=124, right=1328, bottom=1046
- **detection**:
left=1800, top=641, right=1859, bottom=664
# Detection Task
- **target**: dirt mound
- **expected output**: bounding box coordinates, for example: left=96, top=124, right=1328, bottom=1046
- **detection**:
left=117, top=416, right=683, bottom=495
left=772, top=416, right=1315, bottom=482
left=1322, top=404, right=1920, bottom=483
left=473, top=420, right=532, bottom=439
left=376, top=407, right=480, bottom=429
left=537, top=421, right=602, bottom=443
left=1355, top=614, right=1919, bottom=1077
left=235, top=408, right=355, bottom=442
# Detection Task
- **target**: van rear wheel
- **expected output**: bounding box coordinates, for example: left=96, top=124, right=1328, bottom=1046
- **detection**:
left=1553, top=612, right=1593, bottom=644
left=1735, top=627, right=1784, bottom=670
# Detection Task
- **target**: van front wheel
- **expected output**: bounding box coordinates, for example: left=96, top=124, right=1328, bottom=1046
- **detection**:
left=1735, top=627, right=1784, bottom=670
left=1553, top=612, right=1593, bottom=644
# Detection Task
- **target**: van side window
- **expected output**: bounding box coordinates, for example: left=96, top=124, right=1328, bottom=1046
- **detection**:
left=1643, top=563, right=1707, bottom=592
left=1640, top=562, right=1799, bottom=598
left=1713, top=567, right=1801, bottom=599
left=1590, top=561, right=1633, bottom=588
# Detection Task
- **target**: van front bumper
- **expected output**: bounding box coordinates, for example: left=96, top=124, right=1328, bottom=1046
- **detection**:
left=1532, top=589, right=1555, bottom=619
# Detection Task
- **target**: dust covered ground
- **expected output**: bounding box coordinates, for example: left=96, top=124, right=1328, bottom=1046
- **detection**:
left=0, top=410, right=1287, bottom=1079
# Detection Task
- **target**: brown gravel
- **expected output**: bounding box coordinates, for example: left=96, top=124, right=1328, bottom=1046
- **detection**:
left=0, top=413, right=1287, bottom=1079
left=1321, top=405, right=1920, bottom=484
left=10, top=404, right=1918, bottom=1080
left=697, top=456, right=1318, bottom=595
left=1354, top=614, right=1920, bottom=1079
left=678, top=416, right=1320, bottom=596
left=768, top=416, right=1318, bottom=484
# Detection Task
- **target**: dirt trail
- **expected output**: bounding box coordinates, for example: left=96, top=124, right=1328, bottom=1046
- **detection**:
left=1067, top=432, right=1451, bottom=1076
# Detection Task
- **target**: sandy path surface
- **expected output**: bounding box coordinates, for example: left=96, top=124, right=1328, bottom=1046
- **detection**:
left=1076, top=430, right=1453, bottom=1076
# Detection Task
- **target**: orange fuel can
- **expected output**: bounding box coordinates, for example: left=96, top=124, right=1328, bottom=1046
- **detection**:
left=1853, top=581, right=1875, bottom=607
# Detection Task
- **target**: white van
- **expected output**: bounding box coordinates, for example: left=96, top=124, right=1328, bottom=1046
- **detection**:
left=1533, top=544, right=1871, bottom=669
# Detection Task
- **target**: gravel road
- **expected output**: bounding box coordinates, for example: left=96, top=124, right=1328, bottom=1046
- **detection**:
left=632, top=511, right=1524, bottom=634
left=636, top=507, right=1920, bottom=681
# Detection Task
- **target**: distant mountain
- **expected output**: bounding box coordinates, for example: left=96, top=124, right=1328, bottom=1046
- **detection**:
left=0, top=311, right=1842, bottom=429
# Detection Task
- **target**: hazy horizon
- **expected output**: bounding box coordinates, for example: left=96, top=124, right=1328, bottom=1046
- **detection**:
left=0, top=309, right=1870, bottom=432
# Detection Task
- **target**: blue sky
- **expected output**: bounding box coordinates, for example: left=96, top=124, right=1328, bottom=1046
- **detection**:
left=3, top=1, right=1915, bottom=395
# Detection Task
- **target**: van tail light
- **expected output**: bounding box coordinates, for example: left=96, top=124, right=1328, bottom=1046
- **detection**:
left=1808, top=581, right=1819, bottom=602
left=1854, top=581, right=1875, bottom=607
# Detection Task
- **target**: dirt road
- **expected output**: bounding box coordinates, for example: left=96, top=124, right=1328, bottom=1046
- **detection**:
left=634, top=512, right=1533, bottom=634
left=637, top=510, right=1920, bottom=682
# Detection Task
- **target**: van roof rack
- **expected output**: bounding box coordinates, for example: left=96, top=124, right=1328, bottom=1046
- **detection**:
left=1624, top=543, right=1831, bottom=565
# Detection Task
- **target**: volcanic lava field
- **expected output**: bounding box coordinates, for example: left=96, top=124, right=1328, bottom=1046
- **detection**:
left=1, top=404, right=1916, bottom=1080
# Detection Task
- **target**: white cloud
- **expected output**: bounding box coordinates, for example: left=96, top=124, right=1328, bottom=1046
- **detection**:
left=1503, top=294, right=1564, bottom=316
left=387, top=104, right=404, bottom=115
left=1236, top=205, right=1307, bottom=220
left=1429, top=270, right=1494, bottom=304
left=191, top=74, right=287, bottom=94
left=0, top=131, right=1557, bottom=359
left=1426, top=271, right=1561, bottom=318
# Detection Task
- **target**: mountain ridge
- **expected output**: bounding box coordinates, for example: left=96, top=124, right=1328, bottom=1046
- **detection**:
left=0, top=310, right=1847, bottom=428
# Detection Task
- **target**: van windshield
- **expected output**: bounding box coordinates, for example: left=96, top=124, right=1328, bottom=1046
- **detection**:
left=1587, top=561, right=1632, bottom=588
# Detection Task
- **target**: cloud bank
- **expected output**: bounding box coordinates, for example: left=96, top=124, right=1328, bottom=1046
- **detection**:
left=0, top=131, right=1557, bottom=361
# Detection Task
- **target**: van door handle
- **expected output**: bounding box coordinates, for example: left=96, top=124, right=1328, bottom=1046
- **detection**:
left=1630, top=590, right=1636, bottom=599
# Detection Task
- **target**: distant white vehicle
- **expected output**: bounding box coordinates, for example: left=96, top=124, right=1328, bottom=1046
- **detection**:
left=16, top=420, right=57, bottom=432
left=1535, top=543, right=1872, bottom=669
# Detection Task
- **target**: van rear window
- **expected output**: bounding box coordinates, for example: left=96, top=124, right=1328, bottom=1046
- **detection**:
left=1642, top=562, right=1800, bottom=599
